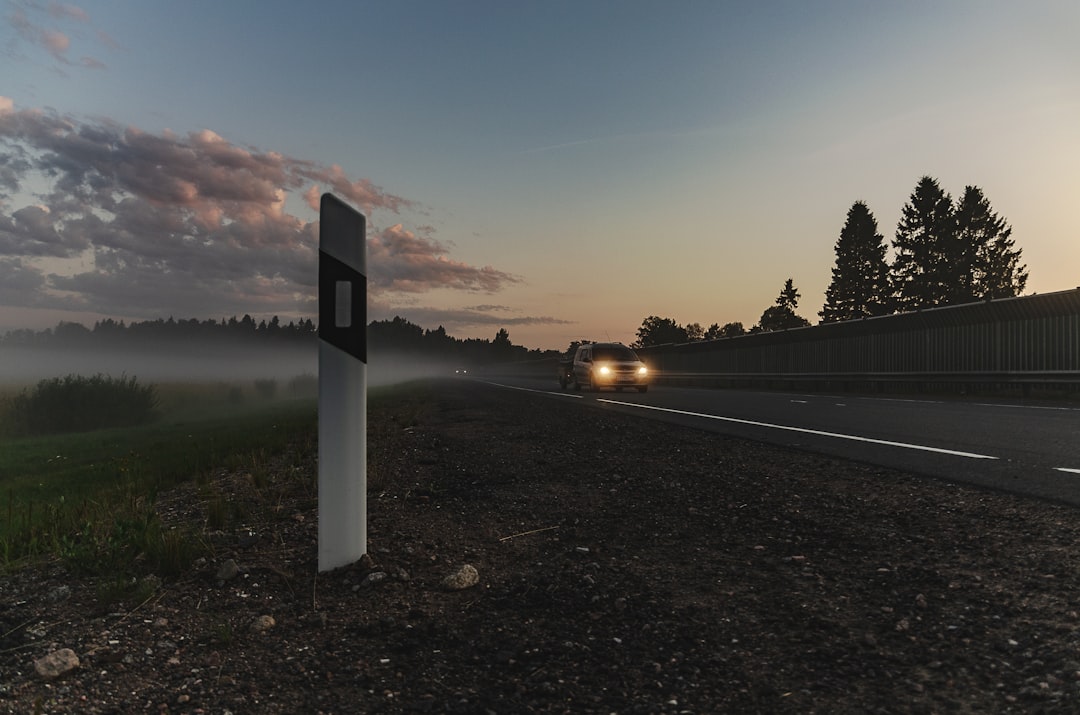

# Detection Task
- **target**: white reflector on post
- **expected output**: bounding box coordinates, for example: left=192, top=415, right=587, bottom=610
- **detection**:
left=318, top=193, right=367, bottom=572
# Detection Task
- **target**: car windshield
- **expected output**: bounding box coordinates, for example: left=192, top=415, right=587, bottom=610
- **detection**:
left=593, top=346, right=638, bottom=362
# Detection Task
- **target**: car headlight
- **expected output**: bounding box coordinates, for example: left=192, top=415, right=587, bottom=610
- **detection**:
left=638, top=366, right=648, bottom=376
left=598, top=365, right=611, bottom=376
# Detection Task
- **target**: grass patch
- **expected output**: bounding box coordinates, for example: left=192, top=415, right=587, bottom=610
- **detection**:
left=0, top=381, right=317, bottom=573
left=0, top=376, right=432, bottom=580
left=7, top=374, right=158, bottom=436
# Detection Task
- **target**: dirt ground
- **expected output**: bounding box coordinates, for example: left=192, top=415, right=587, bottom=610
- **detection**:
left=3, top=378, right=1080, bottom=714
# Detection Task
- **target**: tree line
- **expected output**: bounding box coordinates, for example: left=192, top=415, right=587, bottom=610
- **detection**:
left=633, top=175, right=1028, bottom=348
left=1, top=313, right=551, bottom=366
left=0, top=315, right=317, bottom=347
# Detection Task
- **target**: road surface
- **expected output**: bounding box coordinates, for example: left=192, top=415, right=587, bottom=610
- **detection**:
left=474, top=375, right=1080, bottom=506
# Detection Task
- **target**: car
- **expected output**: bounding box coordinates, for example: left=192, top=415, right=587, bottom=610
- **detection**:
left=563, top=342, right=650, bottom=393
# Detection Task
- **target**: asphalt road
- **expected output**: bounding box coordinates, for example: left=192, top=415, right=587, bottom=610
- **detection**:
left=474, top=375, right=1080, bottom=506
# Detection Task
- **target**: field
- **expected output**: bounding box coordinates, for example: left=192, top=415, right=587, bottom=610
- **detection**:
left=0, top=376, right=318, bottom=571
left=3, top=378, right=1080, bottom=713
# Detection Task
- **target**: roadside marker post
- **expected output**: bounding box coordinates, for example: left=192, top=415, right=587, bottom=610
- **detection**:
left=318, top=193, right=367, bottom=572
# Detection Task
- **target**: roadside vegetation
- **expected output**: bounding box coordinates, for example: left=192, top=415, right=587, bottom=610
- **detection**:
left=0, top=374, right=321, bottom=603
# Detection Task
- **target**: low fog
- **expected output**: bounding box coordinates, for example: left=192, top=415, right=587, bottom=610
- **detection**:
left=0, top=345, right=467, bottom=388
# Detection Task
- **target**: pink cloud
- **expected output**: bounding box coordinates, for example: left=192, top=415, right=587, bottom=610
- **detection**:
left=0, top=100, right=527, bottom=325
left=7, top=3, right=109, bottom=70
left=42, top=29, right=70, bottom=59
left=367, top=224, right=521, bottom=294
left=48, top=3, right=90, bottom=23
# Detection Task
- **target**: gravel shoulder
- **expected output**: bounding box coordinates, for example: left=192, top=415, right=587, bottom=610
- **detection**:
left=3, top=378, right=1080, bottom=714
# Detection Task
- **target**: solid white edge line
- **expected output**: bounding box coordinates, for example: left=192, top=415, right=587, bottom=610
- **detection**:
left=974, top=403, right=1080, bottom=412
left=598, top=399, right=1000, bottom=460
left=1054, top=468, right=1080, bottom=474
left=482, top=380, right=583, bottom=398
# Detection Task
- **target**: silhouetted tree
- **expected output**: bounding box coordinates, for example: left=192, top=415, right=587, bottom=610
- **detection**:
left=954, top=185, right=1027, bottom=301
left=756, top=279, right=810, bottom=332
left=820, top=201, right=892, bottom=323
left=718, top=322, right=746, bottom=338
left=892, top=176, right=955, bottom=311
left=634, top=316, right=688, bottom=348
left=685, top=322, right=705, bottom=341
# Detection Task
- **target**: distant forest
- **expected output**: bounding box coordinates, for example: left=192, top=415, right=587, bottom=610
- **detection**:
left=0, top=314, right=555, bottom=365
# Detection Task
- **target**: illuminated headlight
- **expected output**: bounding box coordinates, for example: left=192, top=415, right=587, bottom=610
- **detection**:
left=598, top=365, right=612, bottom=376
left=637, top=366, right=648, bottom=376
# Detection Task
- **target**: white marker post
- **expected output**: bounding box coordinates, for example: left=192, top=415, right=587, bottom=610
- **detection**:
left=318, top=193, right=367, bottom=572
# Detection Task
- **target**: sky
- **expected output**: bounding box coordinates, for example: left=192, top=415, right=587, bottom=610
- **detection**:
left=1, top=0, right=1077, bottom=351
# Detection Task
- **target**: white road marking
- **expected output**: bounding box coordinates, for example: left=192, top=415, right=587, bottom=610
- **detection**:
left=974, top=403, right=1080, bottom=412
left=790, top=400, right=808, bottom=404
left=598, top=399, right=1000, bottom=460
left=1055, top=468, right=1080, bottom=475
left=483, top=381, right=583, bottom=398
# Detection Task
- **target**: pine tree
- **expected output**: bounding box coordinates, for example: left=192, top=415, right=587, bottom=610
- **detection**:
left=820, top=201, right=892, bottom=323
left=757, top=278, right=810, bottom=332
left=954, top=185, right=1027, bottom=300
left=892, top=176, right=955, bottom=311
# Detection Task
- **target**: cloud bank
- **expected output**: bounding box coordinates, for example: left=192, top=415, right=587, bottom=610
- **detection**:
left=0, top=99, right=541, bottom=332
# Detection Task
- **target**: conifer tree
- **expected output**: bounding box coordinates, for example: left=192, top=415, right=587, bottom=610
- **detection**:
left=954, top=185, right=1027, bottom=300
left=891, top=176, right=955, bottom=311
left=820, top=201, right=892, bottom=323
left=756, top=278, right=811, bottom=332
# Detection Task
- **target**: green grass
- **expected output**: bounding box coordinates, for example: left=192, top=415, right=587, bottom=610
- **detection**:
left=0, top=379, right=317, bottom=576
left=0, top=375, right=431, bottom=598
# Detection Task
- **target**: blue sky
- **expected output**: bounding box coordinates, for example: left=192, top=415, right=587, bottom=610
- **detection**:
left=1, top=0, right=1077, bottom=350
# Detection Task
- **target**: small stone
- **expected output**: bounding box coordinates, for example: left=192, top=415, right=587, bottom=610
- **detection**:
left=216, top=559, right=240, bottom=581
left=441, top=564, right=479, bottom=591
left=250, top=615, right=276, bottom=633
left=34, top=648, right=80, bottom=679
left=361, top=571, right=387, bottom=587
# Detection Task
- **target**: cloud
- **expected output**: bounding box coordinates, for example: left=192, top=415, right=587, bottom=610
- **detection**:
left=0, top=258, right=46, bottom=305
left=0, top=99, right=532, bottom=327
left=48, top=3, right=89, bottom=23
left=368, top=296, right=573, bottom=335
left=6, top=3, right=107, bottom=69
left=367, top=224, right=521, bottom=294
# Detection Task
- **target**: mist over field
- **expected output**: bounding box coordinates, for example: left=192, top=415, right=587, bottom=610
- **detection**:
left=0, top=345, right=463, bottom=388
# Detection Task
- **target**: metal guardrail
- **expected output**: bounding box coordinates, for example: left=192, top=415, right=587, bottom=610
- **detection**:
left=636, top=289, right=1080, bottom=390
left=480, top=289, right=1080, bottom=395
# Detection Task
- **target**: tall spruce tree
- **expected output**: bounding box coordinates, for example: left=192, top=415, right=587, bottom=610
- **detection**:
left=892, top=176, right=956, bottom=311
left=820, top=201, right=892, bottom=323
left=954, top=185, right=1028, bottom=300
